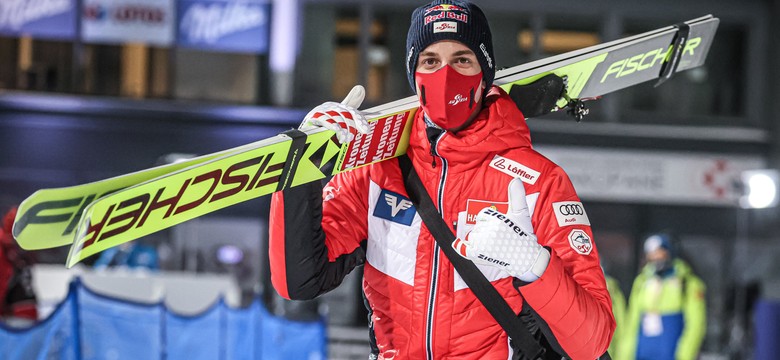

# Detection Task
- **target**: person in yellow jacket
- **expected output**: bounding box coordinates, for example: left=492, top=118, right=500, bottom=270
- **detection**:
left=605, top=273, right=627, bottom=357
left=618, top=233, right=707, bottom=360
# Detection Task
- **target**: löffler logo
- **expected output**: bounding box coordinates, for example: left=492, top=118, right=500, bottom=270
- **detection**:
left=489, top=155, right=540, bottom=185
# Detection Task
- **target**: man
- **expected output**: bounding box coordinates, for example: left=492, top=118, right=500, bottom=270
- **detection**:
left=618, top=234, right=706, bottom=360
left=0, top=207, right=38, bottom=323
left=604, top=272, right=626, bottom=357
left=269, top=1, right=614, bottom=359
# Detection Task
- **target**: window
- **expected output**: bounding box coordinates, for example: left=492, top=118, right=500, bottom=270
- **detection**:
left=0, top=37, right=73, bottom=92
left=332, top=10, right=388, bottom=103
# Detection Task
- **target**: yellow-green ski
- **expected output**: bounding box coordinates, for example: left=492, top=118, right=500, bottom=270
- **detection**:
left=9, top=15, right=719, bottom=267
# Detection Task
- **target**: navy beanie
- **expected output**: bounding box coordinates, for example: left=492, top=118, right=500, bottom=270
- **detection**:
left=405, top=0, right=495, bottom=92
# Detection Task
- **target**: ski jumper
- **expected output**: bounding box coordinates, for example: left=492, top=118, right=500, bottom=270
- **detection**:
left=270, top=87, right=615, bottom=359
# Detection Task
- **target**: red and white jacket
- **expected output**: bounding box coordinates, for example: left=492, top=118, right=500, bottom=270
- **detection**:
left=270, top=87, right=614, bottom=360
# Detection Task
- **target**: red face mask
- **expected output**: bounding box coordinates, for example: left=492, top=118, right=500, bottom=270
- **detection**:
left=415, top=65, right=483, bottom=130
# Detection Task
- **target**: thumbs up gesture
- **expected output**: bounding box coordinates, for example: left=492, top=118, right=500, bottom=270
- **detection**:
left=453, top=179, right=551, bottom=282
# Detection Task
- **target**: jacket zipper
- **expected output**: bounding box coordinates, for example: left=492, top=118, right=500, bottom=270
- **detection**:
left=425, top=130, right=448, bottom=360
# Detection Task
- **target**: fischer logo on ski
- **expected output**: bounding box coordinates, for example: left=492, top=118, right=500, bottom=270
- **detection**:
left=15, top=194, right=101, bottom=238
left=599, top=37, right=702, bottom=83
left=77, top=153, right=283, bottom=251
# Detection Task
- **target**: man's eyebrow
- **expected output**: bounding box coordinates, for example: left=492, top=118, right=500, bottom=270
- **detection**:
left=419, top=49, right=475, bottom=58
left=453, top=49, right=476, bottom=56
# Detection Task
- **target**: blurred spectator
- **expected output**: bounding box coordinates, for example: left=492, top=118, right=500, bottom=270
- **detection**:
left=0, top=206, right=38, bottom=324
left=618, top=233, right=706, bottom=360
left=93, top=239, right=159, bottom=271
left=605, top=271, right=627, bottom=358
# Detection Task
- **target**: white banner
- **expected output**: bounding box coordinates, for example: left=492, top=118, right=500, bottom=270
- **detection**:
left=82, top=0, right=174, bottom=45
left=536, top=146, right=765, bottom=207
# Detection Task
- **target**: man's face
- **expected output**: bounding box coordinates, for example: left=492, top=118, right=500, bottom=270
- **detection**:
left=416, top=40, right=482, bottom=76
left=646, top=248, right=670, bottom=263
left=414, top=40, right=486, bottom=132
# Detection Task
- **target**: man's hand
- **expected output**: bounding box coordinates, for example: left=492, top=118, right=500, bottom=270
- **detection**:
left=300, top=85, right=370, bottom=144
left=452, top=179, right=550, bottom=282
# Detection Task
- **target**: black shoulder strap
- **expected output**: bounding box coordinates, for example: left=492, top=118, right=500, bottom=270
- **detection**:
left=398, top=155, right=545, bottom=359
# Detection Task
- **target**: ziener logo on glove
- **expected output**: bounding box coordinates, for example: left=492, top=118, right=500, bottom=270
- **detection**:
left=484, top=208, right=527, bottom=236
left=466, top=199, right=507, bottom=225
left=477, top=254, right=510, bottom=267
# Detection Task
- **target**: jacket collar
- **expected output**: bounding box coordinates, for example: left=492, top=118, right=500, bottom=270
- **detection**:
left=408, top=86, right=532, bottom=173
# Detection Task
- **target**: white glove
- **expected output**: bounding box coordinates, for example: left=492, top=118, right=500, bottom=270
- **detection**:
left=300, top=85, right=370, bottom=144
left=452, top=179, right=551, bottom=282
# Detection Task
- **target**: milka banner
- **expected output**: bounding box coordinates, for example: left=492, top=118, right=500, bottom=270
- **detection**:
left=82, top=0, right=175, bottom=45
left=0, top=0, right=77, bottom=39
left=536, top=146, right=765, bottom=207
left=177, top=0, right=270, bottom=54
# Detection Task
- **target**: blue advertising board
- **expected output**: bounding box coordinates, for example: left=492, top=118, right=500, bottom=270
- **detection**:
left=0, top=0, right=77, bottom=40
left=177, top=0, right=270, bottom=54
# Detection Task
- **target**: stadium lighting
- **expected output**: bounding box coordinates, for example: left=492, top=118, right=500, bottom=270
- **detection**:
left=217, top=245, right=244, bottom=265
left=740, top=169, right=780, bottom=209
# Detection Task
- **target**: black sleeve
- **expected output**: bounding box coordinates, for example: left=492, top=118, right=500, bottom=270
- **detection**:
left=271, top=180, right=366, bottom=300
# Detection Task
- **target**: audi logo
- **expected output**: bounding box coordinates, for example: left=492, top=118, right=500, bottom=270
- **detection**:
left=559, top=204, right=584, bottom=216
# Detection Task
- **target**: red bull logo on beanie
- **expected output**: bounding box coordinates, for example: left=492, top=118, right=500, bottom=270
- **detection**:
left=424, top=11, right=468, bottom=25
left=423, top=4, right=469, bottom=25
left=424, top=4, right=466, bottom=15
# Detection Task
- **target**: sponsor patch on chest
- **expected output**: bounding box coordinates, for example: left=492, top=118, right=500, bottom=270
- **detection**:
left=465, top=199, right=508, bottom=225
left=489, top=155, right=540, bottom=184
left=373, top=189, right=416, bottom=226
left=552, top=201, right=590, bottom=226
